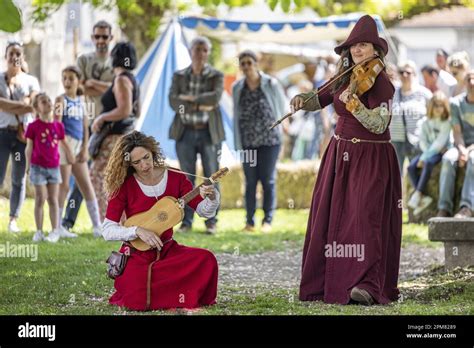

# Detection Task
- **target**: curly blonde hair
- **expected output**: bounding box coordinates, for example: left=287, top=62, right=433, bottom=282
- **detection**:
left=104, top=131, right=166, bottom=199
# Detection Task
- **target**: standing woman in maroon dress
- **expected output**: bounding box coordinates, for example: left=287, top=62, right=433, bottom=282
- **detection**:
left=291, top=15, right=402, bottom=305
left=102, top=131, right=219, bottom=311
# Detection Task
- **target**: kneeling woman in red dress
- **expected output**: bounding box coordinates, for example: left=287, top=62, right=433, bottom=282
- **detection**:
left=102, top=131, right=219, bottom=311
left=291, top=15, right=402, bottom=305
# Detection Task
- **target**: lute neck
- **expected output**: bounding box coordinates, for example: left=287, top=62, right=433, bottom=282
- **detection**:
left=180, top=178, right=213, bottom=204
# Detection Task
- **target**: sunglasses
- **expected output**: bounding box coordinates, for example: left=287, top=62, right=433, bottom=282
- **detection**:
left=240, top=61, right=253, bottom=67
left=399, top=70, right=413, bottom=75
left=433, top=103, right=445, bottom=108
left=93, top=34, right=110, bottom=40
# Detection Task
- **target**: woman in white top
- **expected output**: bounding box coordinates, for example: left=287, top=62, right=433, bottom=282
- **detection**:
left=0, top=41, right=40, bottom=233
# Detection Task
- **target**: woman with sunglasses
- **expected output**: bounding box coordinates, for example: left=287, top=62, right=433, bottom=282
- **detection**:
left=389, top=61, right=433, bottom=173
left=0, top=41, right=40, bottom=233
left=232, top=50, right=287, bottom=233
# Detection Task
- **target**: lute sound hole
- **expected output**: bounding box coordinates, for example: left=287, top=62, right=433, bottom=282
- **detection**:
left=157, top=211, right=168, bottom=222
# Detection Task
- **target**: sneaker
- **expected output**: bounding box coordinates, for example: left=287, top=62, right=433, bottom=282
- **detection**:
left=93, top=226, right=102, bottom=238
left=454, top=206, right=472, bottom=219
left=205, top=223, right=217, bottom=235
left=436, top=209, right=451, bottom=218
left=407, top=191, right=421, bottom=209
left=243, top=224, right=255, bottom=232
left=350, top=287, right=374, bottom=306
left=261, top=222, right=272, bottom=233
left=177, top=224, right=192, bottom=233
left=8, top=220, right=20, bottom=233
left=57, top=226, right=77, bottom=238
left=32, top=231, right=44, bottom=242
left=413, top=196, right=433, bottom=216
left=45, top=230, right=61, bottom=243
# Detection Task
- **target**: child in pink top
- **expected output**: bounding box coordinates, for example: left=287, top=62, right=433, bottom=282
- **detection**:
left=25, top=93, right=74, bottom=242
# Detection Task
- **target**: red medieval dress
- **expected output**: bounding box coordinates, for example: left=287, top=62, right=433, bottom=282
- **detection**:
left=299, top=70, right=402, bottom=304
left=106, top=170, right=218, bottom=311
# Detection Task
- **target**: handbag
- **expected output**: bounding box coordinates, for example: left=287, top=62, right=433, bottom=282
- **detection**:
left=88, top=117, right=136, bottom=159
left=106, top=242, right=136, bottom=279
left=105, top=250, right=129, bottom=279
left=15, top=115, right=27, bottom=143
left=88, top=122, right=113, bottom=159
left=5, top=75, right=27, bottom=144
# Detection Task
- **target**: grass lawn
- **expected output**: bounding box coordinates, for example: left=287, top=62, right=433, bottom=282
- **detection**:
left=0, top=198, right=471, bottom=315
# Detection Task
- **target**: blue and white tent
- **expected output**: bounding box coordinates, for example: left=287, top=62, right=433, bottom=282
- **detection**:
left=134, top=13, right=391, bottom=163
left=179, top=12, right=388, bottom=45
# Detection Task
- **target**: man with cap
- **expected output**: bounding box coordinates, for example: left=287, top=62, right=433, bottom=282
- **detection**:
left=291, top=15, right=402, bottom=306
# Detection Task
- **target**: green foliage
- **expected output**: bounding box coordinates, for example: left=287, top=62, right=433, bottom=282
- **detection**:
left=268, top=0, right=279, bottom=11
left=0, top=0, right=22, bottom=33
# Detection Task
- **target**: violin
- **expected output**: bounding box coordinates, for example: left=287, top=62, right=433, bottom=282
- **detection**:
left=270, top=55, right=385, bottom=130
left=345, top=57, right=385, bottom=113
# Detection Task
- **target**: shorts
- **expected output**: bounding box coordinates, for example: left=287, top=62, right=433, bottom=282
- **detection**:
left=60, top=135, right=83, bottom=165
left=29, top=164, right=62, bottom=185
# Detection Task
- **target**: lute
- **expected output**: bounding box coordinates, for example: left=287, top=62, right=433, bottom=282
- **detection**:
left=124, top=167, right=229, bottom=251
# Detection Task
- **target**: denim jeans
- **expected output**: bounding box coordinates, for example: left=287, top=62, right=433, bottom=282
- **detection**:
left=242, top=144, right=280, bottom=226
left=407, top=153, right=442, bottom=195
left=62, top=176, right=84, bottom=229
left=61, top=159, right=93, bottom=229
left=176, top=128, right=221, bottom=227
left=0, top=129, right=27, bottom=218
left=438, top=147, right=474, bottom=213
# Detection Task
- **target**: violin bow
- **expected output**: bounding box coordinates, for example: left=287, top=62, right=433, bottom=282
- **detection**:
left=269, top=54, right=378, bottom=130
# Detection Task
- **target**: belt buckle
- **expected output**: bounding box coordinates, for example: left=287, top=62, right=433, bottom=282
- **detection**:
left=351, top=137, right=361, bottom=144
left=334, top=134, right=340, bottom=141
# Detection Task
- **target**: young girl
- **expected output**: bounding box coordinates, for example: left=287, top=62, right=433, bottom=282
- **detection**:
left=25, top=93, right=75, bottom=242
left=407, top=91, right=451, bottom=215
left=54, top=66, right=102, bottom=238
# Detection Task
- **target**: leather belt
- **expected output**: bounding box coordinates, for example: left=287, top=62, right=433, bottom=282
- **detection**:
left=334, top=134, right=391, bottom=144
left=0, top=125, right=19, bottom=131
left=185, top=123, right=208, bottom=130
left=145, top=237, right=174, bottom=310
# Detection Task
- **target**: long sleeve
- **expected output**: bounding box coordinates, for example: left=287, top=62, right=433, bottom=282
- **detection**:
left=298, top=79, right=334, bottom=112
left=420, top=120, right=451, bottom=161
left=168, top=73, right=195, bottom=114
left=195, top=71, right=224, bottom=105
left=350, top=72, right=395, bottom=134
left=103, top=182, right=136, bottom=242
left=102, top=218, right=138, bottom=241
left=419, top=119, right=430, bottom=152
left=271, top=77, right=288, bottom=117
left=299, top=91, right=322, bottom=111
left=351, top=102, right=391, bottom=134
left=196, top=190, right=220, bottom=218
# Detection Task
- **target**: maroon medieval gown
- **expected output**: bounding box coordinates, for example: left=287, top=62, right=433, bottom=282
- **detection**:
left=106, top=170, right=218, bottom=311
left=299, top=71, right=402, bottom=304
